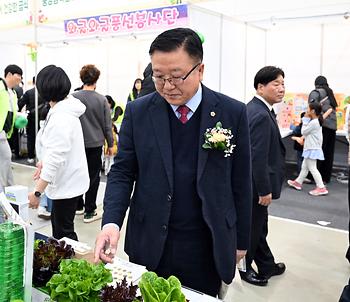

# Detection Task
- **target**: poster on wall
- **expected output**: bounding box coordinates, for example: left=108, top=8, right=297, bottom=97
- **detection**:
left=276, top=92, right=350, bottom=130
left=63, top=4, right=188, bottom=37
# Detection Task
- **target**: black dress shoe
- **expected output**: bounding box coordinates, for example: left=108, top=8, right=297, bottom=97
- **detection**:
left=239, top=269, right=268, bottom=286
left=260, top=262, right=286, bottom=279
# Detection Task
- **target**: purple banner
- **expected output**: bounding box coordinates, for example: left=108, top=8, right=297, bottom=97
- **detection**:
left=64, top=4, right=188, bottom=36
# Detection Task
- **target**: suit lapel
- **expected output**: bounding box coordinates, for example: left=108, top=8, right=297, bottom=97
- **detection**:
left=197, top=85, right=221, bottom=182
left=149, top=95, right=174, bottom=193
left=254, top=97, right=286, bottom=154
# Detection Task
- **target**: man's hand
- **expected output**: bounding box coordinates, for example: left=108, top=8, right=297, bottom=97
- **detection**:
left=107, top=147, right=114, bottom=156
left=236, top=249, right=247, bottom=264
left=28, top=192, right=40, bottom=209
left=94, top=225, right=120, bottom=264
left=259, top=193, right=272, bottom=206
left=33, top=161, right=42, bottom=180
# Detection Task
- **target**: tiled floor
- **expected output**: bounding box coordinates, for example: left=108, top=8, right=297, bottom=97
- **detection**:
left=10, top=163, right=350, bottom=301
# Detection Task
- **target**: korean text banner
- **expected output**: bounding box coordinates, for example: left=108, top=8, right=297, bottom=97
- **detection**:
left=64, top=4, right=188, bottom=37
left=0, top=0, right=29, bottom=29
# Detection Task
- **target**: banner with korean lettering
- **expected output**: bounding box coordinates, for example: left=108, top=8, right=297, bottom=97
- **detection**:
left=64, top=4, right=188, bottom=37
left=0, top=0, right=30, bottom=29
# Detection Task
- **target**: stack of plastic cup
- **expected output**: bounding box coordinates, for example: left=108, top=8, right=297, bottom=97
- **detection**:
left=0, top=222, right=25, bottom=302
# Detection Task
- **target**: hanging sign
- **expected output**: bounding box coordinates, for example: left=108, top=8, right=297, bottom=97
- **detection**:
left=63, top=4, right=188, bottom=37
left=0, top=0, right=30, bottom=28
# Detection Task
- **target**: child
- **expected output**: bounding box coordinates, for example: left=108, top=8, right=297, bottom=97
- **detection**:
left=287, top=101, right=328, bottom=196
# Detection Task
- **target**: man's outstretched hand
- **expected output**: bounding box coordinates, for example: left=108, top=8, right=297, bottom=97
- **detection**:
left=94, top=225, right=120, bottom=263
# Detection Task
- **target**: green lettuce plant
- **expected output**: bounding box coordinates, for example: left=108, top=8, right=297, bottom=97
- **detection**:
left=46, top=259, right=112, bottom=302
left=138, top=272, right=186, bottom=302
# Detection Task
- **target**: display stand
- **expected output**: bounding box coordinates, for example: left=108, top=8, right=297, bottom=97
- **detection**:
left=0, top=192, right=34, bottom=302
left=31, top=250, right=223, bottom=301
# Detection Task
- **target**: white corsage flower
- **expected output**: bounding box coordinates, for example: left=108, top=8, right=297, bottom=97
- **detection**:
left=202, top=122, right=236, bottom=157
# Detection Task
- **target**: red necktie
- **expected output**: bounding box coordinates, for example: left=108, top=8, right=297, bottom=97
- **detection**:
left=177, top=105, right=190, bottom=124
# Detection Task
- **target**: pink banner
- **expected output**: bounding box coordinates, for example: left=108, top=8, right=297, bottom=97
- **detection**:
left=64, top=4, right=188, bottom=37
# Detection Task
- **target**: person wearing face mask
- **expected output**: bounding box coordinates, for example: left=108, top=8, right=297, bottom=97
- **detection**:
left=241, top=66, right=287, bottom=286
left=94, top=28, right=252, bottom=297
left=0, top=64, right=23, bottom=192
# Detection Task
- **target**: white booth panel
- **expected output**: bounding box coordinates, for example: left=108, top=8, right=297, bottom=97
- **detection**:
left=265, top=24, right=323, bottom=93
left=322, top=24, right=350, bottom=94
left=190, top=7, right=222, bottom=91
left=245, top=26, right=266, bottom=101
left=220, top=20, right=247, bottom=102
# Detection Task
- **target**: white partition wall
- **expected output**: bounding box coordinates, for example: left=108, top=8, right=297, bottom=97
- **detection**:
left=244, top=26, right=266, bottom=101
left=189, top=6, right=266, bottom=102
left=322, top=23, right=350, bottom=94
left=266, top=24, right=323, bottom=93
left=1, top=4, right=350, bottom=106
left=264, top=22, right=350, bottom=95
left=189, top=7, right=222, bottom=92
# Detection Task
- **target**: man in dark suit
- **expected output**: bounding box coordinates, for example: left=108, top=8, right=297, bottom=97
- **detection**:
left=94, top=28, right=252, bottom=297
left=241, top=66, right=286, bottom=286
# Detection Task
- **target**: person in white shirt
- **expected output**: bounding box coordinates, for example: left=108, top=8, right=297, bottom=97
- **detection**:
left=28, top=65, right=89, bottom=240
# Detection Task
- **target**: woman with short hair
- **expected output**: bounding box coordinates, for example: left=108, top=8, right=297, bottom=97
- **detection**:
left=28, top=65, right=89, bottom=240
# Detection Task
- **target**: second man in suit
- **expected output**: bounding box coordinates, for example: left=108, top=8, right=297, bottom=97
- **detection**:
left=241, top=66, right=286, bottom=286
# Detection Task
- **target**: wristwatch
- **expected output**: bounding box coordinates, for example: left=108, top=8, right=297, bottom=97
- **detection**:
left=34, top=191, right=42, bottom=198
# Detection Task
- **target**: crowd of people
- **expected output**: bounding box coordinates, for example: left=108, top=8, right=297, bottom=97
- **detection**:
left=0, top=27, right=347, bottom=300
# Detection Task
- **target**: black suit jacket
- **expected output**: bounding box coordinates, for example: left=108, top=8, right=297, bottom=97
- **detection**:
left=247, top=97, right=286, bottom=199
left=102, top=84, right=252, bottom=283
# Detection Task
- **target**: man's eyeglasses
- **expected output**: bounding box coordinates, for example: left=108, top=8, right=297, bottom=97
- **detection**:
left=152, top=63, right=201, bottom=87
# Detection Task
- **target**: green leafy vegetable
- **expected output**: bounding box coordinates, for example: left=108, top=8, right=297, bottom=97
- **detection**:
left=138, top=272, right=186, bottom=302
left=46, top=259, right=113, bottom=302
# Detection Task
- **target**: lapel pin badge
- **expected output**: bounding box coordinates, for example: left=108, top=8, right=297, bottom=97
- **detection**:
left=210, top=111, right=216, bottom=117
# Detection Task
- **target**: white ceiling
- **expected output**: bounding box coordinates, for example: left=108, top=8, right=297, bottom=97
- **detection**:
left=192, top=0, right=350, bottom=28
left=1, top=0, right=350, bottom=45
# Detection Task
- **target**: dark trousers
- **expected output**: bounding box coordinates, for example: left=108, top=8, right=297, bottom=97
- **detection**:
left=26, top=117, right=36, bottom=159
left=51, top=196, right=80, bottom=241
left=296, top=150, right=303, bottom=174
left=8, top=128, right=19, bottom=157
left=77, top=146, right=102, bottom=214
left=318, top=127, right=336, bottom=183
left=154, top=230, right=221, bottom=297
left=346, top=167, right=350, bottom=262
left=340, top=278, right=350, bottom=302
left=246, top=192, right=275, bottom=275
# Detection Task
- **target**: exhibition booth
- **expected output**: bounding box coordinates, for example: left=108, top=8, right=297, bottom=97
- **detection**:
left=1, top=1, right=350, bottom=301
left=1, top=0, right=350, bottom=114
left=1, top=0, right=349, bottom=161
